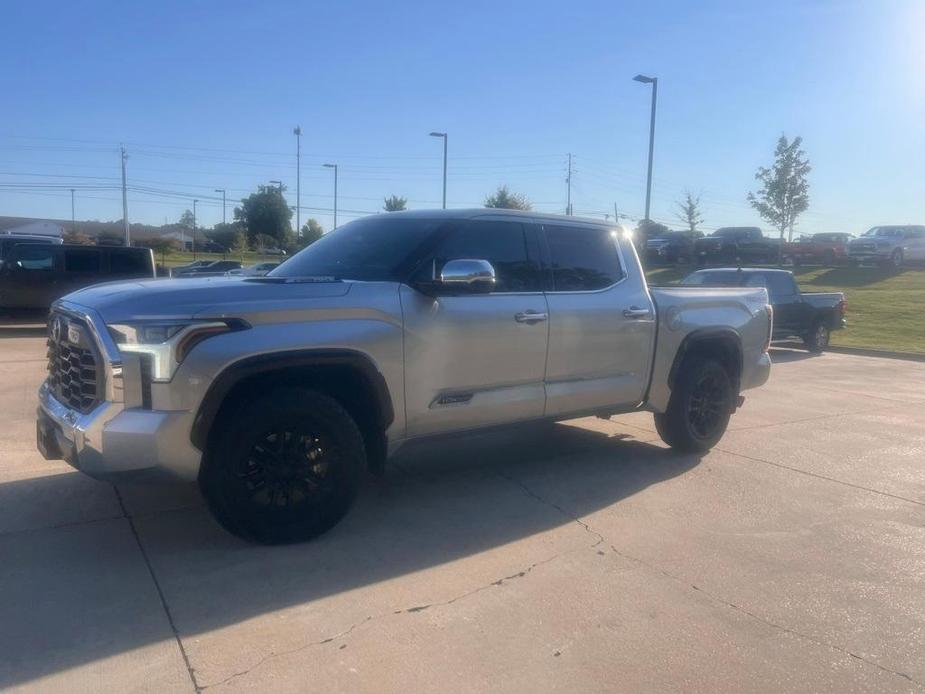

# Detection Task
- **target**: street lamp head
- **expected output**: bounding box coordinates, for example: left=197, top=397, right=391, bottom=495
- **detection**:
left=429, top=131, right=446, bottom=138
left=213, top=189, right=224, bottom=193
left=323, top=163, right=336, bottom=169
left=633, top=74, right=656, bottom=84
left=293, top=126, right=302, bottom=136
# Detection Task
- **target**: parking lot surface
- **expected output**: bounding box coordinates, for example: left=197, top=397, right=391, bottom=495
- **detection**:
left=1, top=326, right=923, bottom=693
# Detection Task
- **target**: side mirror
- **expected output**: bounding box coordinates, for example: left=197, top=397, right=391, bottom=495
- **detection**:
left=438, top=259, right=496, bottom=293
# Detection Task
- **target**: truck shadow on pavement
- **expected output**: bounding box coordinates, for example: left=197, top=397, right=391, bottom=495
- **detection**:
left=0, top=422, right=700, bottom=689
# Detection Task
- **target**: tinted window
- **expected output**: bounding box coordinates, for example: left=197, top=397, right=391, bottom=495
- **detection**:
left=681, top=271, right=741, bottom=286
left=110, top=250, right=150, bottom=275
left=272, top=216, right=443, bottom=282
left=14, top=246, right=55, bottom=271
left=64, top=249, right=101, bottom=273
left=545, top=225, right=623, bottom=291
left=432, top=221, right=541, bottom=292
left=763, top=272, right=797, bottom=298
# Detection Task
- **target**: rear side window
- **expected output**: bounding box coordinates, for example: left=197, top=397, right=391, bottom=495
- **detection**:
left=110, top=250, right=150, bottom=275
left=544, top=225, right=623, bottom=291
left=432, top=220, right=542, bottom=292
left=764, top=273, right=797, bottom=298
left=14, top=246, right=55, bottom=271
left=64, top=249, right=101, bottom=273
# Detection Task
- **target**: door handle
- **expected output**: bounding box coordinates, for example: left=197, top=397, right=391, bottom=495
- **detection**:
left=515, top=311, right=548, bottom=323
left=622, top=306, right=651, bottom=319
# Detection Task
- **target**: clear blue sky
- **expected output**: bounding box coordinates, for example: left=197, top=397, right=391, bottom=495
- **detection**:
left=2, top=0, right=922, bottom=234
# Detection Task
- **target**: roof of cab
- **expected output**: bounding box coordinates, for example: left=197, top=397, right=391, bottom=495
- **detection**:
left=367, top=208, right=619, bottom=227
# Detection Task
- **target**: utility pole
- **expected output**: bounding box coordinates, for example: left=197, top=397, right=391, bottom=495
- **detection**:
left=614, top=202, right=619, bottom=225
left=429, top=132, right=447, bottom=208
left=214, top=189, right=226, bottom=225
left=70, top=189, right=76, bottom=233
left=192, top=199, right=198, bottom=260
left=566, top=153, right=573, bottom=215
left=294, top=126, right=302, bottom=237
left=323, top=164, right=338, bottom=229
left=120, top=145, right=130, bottom=245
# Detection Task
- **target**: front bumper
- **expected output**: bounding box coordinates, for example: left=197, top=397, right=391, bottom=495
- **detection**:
left=37, top=371, right=202, bottom=481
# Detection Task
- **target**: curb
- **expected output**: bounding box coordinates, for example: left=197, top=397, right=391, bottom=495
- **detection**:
left=826, top=345, right=925, bottom=363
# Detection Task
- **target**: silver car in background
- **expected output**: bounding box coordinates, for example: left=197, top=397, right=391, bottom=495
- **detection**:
left=847, top=225, right=925, bottom=267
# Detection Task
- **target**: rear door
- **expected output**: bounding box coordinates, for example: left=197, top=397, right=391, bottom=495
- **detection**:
left=401, top=218, right=549, bottom=437
left=904, top=228, right=925, bottom=261
left=60, top=247, right=104, bottom=296
left=108, top=248, right=155, bottom=279
left=541, top=224, right=656, bottom=416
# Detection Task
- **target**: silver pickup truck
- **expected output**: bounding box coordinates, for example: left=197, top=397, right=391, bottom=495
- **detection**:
left=37, top=210, right=772, bottom=543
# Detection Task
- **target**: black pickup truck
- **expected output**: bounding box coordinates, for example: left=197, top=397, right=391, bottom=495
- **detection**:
left=682, top=268, right=846, bottom=352
left=694, top=227, right=781, bottom=265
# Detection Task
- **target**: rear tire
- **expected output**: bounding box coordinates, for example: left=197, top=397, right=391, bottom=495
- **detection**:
left=199, top=387, right=365, bottom=544
left=803, top=321, right=830, bottom=353
left=654, top=357, right=734, bottom=453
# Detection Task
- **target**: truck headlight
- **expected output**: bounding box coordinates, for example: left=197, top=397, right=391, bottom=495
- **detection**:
left=108, top=319, right=248, bottom=382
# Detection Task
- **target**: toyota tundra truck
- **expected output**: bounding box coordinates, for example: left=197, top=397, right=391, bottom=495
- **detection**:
left=36, top=210, right=772, bottom=544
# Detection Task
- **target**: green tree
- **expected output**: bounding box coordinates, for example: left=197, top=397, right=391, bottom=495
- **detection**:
left=206, top=222, right=243, bottom=251
left=231, top=229, right=249, bottom=261
left=300, top=218, right=324, bottom=246
left=675, top=191, right=704, bottom=232
left=383, top=195, right=407, bottom=211
left=235, top=184, right=293, bottom=245
left=747, top=135, right=811, bottom=247
left=178, top=209, right=196, bottom=229
left=484, top=185, right=531, bottom=210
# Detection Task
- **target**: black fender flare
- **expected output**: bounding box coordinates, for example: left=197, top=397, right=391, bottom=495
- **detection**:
left=668, top=328, right=744, bottom=392
left=190, top=348, right=394, bottom=451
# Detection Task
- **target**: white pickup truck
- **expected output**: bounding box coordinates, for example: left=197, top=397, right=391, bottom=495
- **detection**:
left=37, top=209, right=772, bottom=543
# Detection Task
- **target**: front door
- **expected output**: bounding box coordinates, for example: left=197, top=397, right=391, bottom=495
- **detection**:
left=1, top=245, right=59, bottom=309
left=541, top=224, right=656, bottom=416
left=401, top=218, right=548, bottom=437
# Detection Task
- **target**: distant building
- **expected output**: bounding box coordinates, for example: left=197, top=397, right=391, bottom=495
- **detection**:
left=0, top=219, right=65, bottom=238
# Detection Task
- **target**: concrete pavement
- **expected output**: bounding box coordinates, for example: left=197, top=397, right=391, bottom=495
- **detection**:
left=1, top=327, right=923, bottom=693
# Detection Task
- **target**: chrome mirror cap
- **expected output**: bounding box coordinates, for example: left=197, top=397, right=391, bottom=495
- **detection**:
left=439, top=259, right=497, bottom=288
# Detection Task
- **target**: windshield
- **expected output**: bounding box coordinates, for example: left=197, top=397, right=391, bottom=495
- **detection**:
left=270, top=216, right=444, bottom=281
left=862, top=227, right=903, bottom=237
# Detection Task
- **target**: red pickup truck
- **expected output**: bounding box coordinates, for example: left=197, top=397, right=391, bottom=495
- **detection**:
left=783, top=232, right=853, bottom=266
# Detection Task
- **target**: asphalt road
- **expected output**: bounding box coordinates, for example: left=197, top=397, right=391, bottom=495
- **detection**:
left=1, top=327, right=923, bottom=693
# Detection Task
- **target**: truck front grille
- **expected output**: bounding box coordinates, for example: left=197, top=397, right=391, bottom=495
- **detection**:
left=46, top=314, right=103, bottom=414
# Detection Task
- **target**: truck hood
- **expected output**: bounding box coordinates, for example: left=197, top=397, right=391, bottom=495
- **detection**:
left=60, top=276, right=352, bottom=323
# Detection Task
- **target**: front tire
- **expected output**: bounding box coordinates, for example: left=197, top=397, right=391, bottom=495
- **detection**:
left=200, top=387, right=365, bottom=544
left=654, top=357, right=734, bottom=453
left=890, top=248, right=904, bottom=269
left=803, top=322, right=830, bottom=353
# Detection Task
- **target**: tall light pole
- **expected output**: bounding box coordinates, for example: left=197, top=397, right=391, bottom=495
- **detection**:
left=633, top=74, right=658, bottom=222
left=120, top=145, right=130, bottom=245
left=192, top=199, right=198, bottom=259
left=293, top=126, right=302, bottom=236
left=70, top=189, right=76, bottom=232
left=323, top=163, right=338, bottom=229
left=269, top=180, right=283, bottom=195
left=429, top=132, right=447, bottom=208
left=214, top=188, right=226, bottom=224
left=566, top=153, right=573, bottom=216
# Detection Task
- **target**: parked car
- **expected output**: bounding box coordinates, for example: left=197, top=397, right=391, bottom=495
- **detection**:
left=646, top=230, right=702, bottom=264
left=227, top=262, right=280, bottom=277
left=682, top=267, right=846, bottom=352
left=169, top=260, right=213, bottom=277
left=694, top=227, right=781, bottom=265
left=173, top=260, right=242, bottom=277
left=847, top=225, right=925, bottom=268
left=783, top=232, right=853, bottom=266
left=37, top=209, right=772, bottom=544
left=0, top=244, right=155, bottom=310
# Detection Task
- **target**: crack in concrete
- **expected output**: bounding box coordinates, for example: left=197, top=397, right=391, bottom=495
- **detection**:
left=496, top=468, right=924, bottom=689
left=113, top=486, right=202, bottom=693
left=716, top=446, right=925, bottom=508
left=198, top=552, right=567, bottom=690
